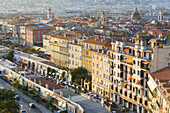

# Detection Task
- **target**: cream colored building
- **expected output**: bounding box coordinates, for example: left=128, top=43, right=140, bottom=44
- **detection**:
left=50, top=35, right=72, bottom=68
left=91, top=49, right=110, bottom=98
left=108, top=32, right=170, bottom=113
left=147, top=67, right=170, bottom=113
left=68, top=43, right=82, bottom=69
left=43, top=33, right=52, bottom=55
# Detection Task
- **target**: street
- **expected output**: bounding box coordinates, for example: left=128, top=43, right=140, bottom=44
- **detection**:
left=0, top=78, right=51, bottom=113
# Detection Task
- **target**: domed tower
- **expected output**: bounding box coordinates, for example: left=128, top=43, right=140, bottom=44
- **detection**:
left=131, top=8, right=141, bottom=21
left=158, top=10, right=164, bottom=22
left=47, top=8, right=52, bottom=19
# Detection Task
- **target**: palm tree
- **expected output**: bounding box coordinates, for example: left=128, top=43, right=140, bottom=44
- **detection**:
left=0, top=89, right=20, bottom=113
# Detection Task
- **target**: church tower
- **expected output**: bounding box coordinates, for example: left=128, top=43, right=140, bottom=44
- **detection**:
left=47, top=8, right=53, bottom=19
left=158, top=10, right=164, bottom=22
left=101, top=12, right=106, bottom=25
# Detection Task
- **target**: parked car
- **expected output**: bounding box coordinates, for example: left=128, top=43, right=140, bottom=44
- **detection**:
left=14, top=95, right=20, bottom=100
left=104, top=99, right=110, bottom=104
left=29, top=103, right=36, bottom=108
left=20, top=109, right=27, bottom=113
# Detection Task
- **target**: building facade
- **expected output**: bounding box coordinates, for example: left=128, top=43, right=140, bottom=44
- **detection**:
left=91, top=49, right=110, bottom=98
left=68, top=43, right=82, bottom=69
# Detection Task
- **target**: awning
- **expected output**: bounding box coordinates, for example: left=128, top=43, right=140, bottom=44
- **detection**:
left=18, top=61, right=27, bottom=65
left=144, top=71, right=149, bottom=74
left=47, top=56, right=51, bottom=59
left=53, top=92, right=61, bottom=97
left=129, top=67, right=133, bottom=69
left=7, top=77, right=11, bottom=80
left=147, top=79, right=157, bottom=92
left=126, top=58, right=133, bottom=63
left=132, top=78, right=135, bottom=80
left=124, top=48, right=130, bottom=52
left=122, top=82, right=128, bottom=86
left=7, top=71, right=11, bottom=74
left=136, top=80, right=140, bottom=84
left=128, top=76, right=132, bottom=80
left=142, top=62, right=149, bottom=64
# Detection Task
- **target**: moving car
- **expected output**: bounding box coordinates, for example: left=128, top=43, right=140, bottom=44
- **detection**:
left=29, top=103, right=36, bottom=108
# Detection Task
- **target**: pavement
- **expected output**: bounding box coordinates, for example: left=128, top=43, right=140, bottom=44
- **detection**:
left=71, top=95, right=108, bottom=113
left=0, top=78, right=51, bottom=113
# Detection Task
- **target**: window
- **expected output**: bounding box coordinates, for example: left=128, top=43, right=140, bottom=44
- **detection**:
left=34, top=36, right=36, bottom=42
left=38, top=35, right=40, bottom=41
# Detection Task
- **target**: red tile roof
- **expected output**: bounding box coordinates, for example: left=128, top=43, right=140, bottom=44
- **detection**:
left=151, top=67, right=170, bottom=81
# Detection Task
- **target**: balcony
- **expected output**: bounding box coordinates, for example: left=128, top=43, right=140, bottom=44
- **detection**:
left=58, top=43, right=67, bottom=47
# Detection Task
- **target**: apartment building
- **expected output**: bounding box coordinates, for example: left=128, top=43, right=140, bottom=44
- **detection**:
left=50, top=34, right=73, bottom=68
left=68, top=43, right=82, bottom=69
left=90, top=12, right=131, bottom=20
left=91, top=49, right=110, bottom=98
left=26, top=25, right=55, bottom=46
left=147, top=67, right=170, bottom=113
left=43, top=33, right=53, bottom=55
left=108, top=32, right=170, bottom=113
left=82, top=35, right=111, bottom=74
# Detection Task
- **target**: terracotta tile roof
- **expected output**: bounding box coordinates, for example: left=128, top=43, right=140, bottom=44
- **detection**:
left=53, top=35, right=73, bottom=40
left=82, top=35, right=111, bottom=47
left=151, top=67, right=170, bottom=81
left=31, top=77, right=64, bottom=90
left=31, top=17, right=41, bottom=21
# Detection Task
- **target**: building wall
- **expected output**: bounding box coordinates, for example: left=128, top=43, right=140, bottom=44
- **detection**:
left=26, top=28, right=51, bottom=46
left=150, top=45, right=170, bottom=73
left=43, top=35, right=51, bottom=55
left=68, top=43, right=82, bottom=69
left=92, top=51, right=110, bottom=98
left=50, top=37, right=69, bottom=68
left=147, top=74, right=170, bottom=113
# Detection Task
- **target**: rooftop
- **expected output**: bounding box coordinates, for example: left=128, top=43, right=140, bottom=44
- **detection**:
left=151, top=67, right=170, bottom=81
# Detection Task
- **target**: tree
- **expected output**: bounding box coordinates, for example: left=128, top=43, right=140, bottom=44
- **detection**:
left=0, top=89, right=20, bottom=113
left=11, top=45, right=15, bottom=49
left=22, top=46, right=29, bottom=52
left=7, top=50, right=14, bottom=61
left=47, top=67, right=51, bottom=76
left=30, top=48, right=36, bottom=53
left=61, top=71, right=65, bottom=80
left=14, top=43, right=20, bottom=47
left=36, top=50, right=40, bottom=54
left=50, top=69, right=55, bottom=78
left=71, top=67, right=88, bottom=85
left=0, top=39, right=2, bottom=45
left=167, top=33, right=170, bottom=38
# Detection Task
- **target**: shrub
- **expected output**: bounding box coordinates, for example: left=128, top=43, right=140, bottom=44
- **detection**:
left=45, top=103, right=50, bottom=109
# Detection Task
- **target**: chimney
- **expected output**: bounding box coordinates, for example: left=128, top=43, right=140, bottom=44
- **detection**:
left=39, top=80, right=41, bottom=85
left=34, top=79, right=36, bottom=83
left=69, top=95, right=71, bottom=100
left=46, top=84, right=48, bottom=89
left=56, top=79, right=59, bottom=85
left=102, top=49, right=104, bottom=53
left=60, top=91, right=63, bottom=96
left=24, top=71, right=26, bottom=77
left=53, top=87, right=55, bottom=92
left=97, top=35, right=100, bottom=39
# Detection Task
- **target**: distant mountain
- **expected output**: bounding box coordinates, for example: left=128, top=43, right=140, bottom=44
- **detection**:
left=0, top=0, right=169, bottom=13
